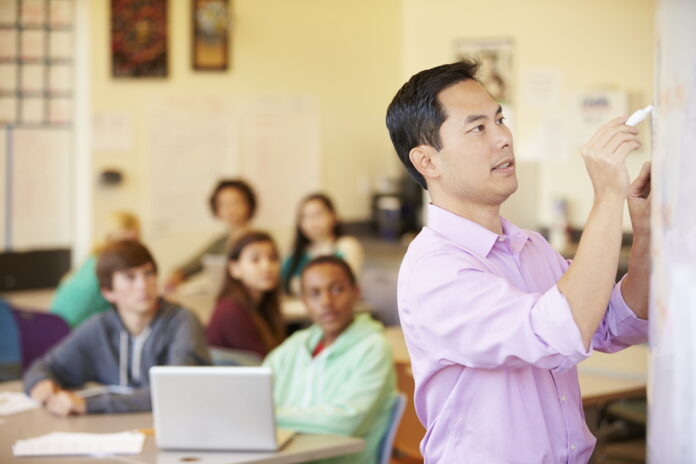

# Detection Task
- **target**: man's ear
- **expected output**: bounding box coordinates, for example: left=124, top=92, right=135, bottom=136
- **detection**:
left=409, top=145, right=440, bottom=182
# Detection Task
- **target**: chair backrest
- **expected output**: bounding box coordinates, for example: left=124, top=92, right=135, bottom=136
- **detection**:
left=209, top=346, right=263, bottom=366
left=11, top=306, right=70, bottom=371
left=378, top=392, right=407, bottom=464
left=0, top=300, right=22, bottom=380
left=394, top=361, right=426, bottom=460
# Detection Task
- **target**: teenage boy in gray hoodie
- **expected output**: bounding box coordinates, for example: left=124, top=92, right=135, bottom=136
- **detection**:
left=23, top=240, right=211, bottom=416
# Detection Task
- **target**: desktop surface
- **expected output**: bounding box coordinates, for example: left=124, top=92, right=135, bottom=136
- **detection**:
left=0, top=381, right=364, bottom=464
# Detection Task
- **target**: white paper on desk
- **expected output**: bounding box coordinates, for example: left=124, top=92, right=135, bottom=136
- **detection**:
left=0, top=392, right=39, bottom=416
left=13, top=431, right=145, bottom=457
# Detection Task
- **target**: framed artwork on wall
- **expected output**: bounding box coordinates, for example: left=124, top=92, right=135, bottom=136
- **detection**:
left=192, top=0, right=229, bottom=70
left=453, top=38, right=513, bottom=104
left=111, top=0, right=168, bottom=78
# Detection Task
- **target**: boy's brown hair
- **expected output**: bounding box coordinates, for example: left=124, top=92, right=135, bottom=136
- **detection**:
left=96, top=240, right=158, bottom=290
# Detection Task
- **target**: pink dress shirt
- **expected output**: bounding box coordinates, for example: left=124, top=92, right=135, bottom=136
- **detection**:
left=397, top=204, right=648, bottom=463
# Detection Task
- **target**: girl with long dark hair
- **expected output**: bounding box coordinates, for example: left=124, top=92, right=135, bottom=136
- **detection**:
left=281, top=193, right=364, bottom=295
left=206, top=231, right=286, bottom=357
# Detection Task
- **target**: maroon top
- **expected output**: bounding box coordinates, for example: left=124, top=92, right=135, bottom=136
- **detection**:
left=206, top=297, right=269, bottom=357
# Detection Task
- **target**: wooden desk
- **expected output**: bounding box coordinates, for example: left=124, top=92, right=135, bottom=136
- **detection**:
left=0, top=381, right=364, bottom=464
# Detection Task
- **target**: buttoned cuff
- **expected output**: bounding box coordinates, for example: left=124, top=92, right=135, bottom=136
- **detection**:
left=604, top=277, right=649, bottom=345
left=530, top=285, right=591, bottom=373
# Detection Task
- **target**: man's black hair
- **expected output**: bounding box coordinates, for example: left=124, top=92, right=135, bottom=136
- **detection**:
left=386, top=59, right=481, bottom=189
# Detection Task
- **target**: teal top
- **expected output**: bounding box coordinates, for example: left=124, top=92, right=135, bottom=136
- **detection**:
left=263, top=314, right=396, bottom=464
left=50, top=255, right=112, bottom=328
left=281, top=250, right=345, bottom=294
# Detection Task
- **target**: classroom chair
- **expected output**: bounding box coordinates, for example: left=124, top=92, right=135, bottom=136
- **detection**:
left=209, top=346, right=263, bottom=366
left=10, top=305, right=70, bottom=371
left=595, top=397, right=647, bottom=463
left=0, top=301, right=22, bottom=380
left=378, top=392, right=407, bottom=464
left=393, top=361, right=426, bottom=462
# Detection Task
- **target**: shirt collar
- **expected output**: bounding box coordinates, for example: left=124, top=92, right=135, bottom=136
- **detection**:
left=426, top=204, right=530, bottom=257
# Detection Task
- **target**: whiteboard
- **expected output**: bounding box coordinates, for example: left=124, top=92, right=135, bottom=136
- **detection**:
left=649, top=0, right=696, bottom=460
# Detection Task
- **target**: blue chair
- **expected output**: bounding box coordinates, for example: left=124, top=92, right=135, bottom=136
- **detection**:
left=378, top=392, right=407, bottom=464
left=0, top=300, right=22, bottom=381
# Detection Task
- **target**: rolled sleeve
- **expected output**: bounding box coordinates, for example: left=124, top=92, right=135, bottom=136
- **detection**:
left=530, top=284, right=591, bottom=372
left=592, top=277, right=649, bottom=352
left=404, top=253, right=591, bottom=372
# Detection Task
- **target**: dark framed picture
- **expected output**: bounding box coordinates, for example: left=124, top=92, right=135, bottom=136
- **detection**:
left=111, top=0, right=168, bottom=78
left=192, top=0, right=229, bottom=70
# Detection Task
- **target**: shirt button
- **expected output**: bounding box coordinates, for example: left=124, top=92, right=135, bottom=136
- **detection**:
left=561, top=395, right=567, bottom=401
left=497, top=236, right=505, bottom=242
left=570, top=444, right=576, bottom=451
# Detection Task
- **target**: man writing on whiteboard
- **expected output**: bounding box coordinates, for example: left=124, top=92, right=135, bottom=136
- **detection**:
left=386, top=60, right=650, bottom=463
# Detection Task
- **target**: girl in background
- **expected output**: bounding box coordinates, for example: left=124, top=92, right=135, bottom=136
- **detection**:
left=281, top=193, right=364, bottom=295
left=166, top=179, right=256, bottom=292
left=50, top=211, right=140, bottom=327
left=206, top=231, right=286, bottom=357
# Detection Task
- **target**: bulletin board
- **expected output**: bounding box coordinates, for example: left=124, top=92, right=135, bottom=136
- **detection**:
left=0, top=0, right=74, bottom=252
left=649, top=0, right=696, bottom=460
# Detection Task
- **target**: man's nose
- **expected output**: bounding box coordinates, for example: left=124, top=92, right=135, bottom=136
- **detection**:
left=495, top=125, right=512, bottom=150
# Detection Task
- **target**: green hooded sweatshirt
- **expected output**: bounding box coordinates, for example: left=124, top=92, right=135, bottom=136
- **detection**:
left=264, top=313, right=396, bottom=464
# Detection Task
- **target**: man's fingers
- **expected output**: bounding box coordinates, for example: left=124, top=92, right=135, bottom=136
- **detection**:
left=615, top=140, right=642, bottom=161
left=584, top=117, right=626, bottom=149
left=631, top=161, right=652, bottom=198
left=605, top=131, right=641, bottom=155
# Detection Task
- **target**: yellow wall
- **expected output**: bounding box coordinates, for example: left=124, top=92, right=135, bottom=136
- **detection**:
left=88, top=0, right=402, bottom=272
left=87, top=0, right=656, bottom=272
left=402, top=0, right=655, bottom=228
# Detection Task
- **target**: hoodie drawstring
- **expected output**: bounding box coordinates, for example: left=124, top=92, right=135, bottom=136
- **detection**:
left=118, top=327, right=152, bottom=386
left=119, top=331, right=128, bottom=386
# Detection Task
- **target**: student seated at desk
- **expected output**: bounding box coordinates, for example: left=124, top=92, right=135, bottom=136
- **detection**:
left=23, top=241, right=211, bottom=416
left=265, top=256, right=396, bottom=464
left=51, top=211, right=140, bottom=328
left=282, top=193, right=364, bottom=296
left=206, top=231, right=286, bottom=357
left=166, top=179, right=256, bottom=292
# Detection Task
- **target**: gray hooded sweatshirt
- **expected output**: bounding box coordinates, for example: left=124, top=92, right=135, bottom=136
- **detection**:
left=23, top=298, right=211, bottom=413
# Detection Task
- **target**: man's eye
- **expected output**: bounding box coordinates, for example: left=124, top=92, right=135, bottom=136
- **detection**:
left=497, top=117, right=506, bottom=125
left=471, top=125, right=484, bottom=133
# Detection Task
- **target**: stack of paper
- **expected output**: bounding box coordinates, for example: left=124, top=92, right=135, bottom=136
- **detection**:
left=13, top=431, right=145, bottom=456
left=0, top=391, right=39, bottom=416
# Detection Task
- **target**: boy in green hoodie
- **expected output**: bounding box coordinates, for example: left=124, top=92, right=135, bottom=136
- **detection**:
left=264, top=256, right=396, bottom=464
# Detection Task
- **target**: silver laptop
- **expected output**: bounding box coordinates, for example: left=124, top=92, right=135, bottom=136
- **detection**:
left=150, top=366, right=294, bottom=451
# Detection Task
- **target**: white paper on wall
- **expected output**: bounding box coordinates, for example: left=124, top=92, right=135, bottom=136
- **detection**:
left=10, top=128, right=72, bottom=249
left=146, top=97, right=237, bottom=237
left=92, top=111, right=133, bottom=153
left=235, top=96, right=321, bottom=229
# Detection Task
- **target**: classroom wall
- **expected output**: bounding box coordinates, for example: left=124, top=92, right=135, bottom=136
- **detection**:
left=82, top=0, right=656, bottom=275
left=401, top=0, right=655, bottom=229
left=87, top=0, right=403, bottom=273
